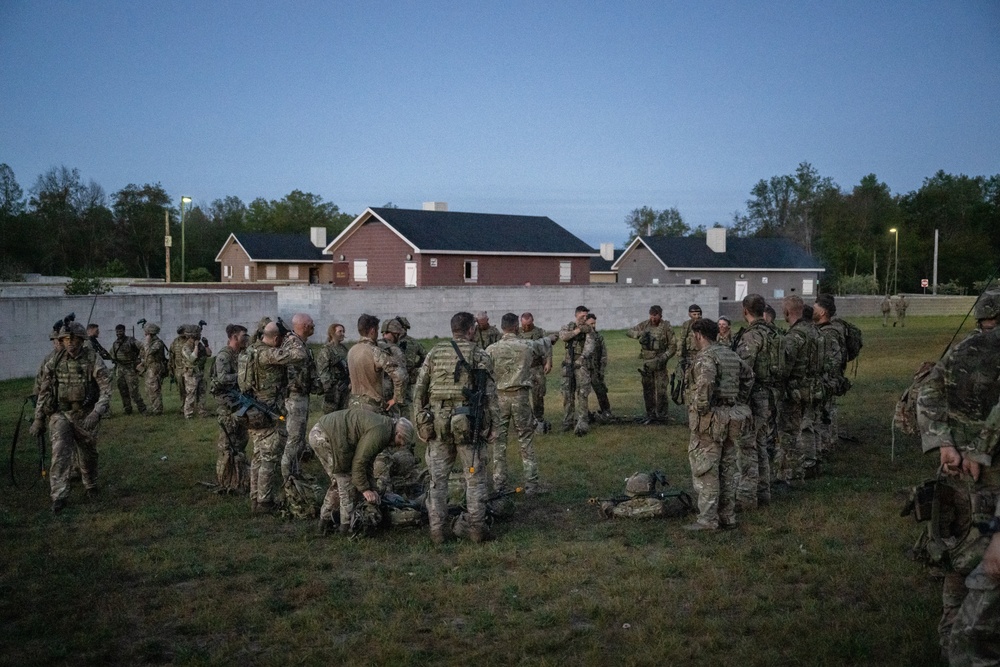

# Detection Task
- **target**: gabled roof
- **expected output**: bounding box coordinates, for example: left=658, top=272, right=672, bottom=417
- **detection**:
left=611, top=235, right=825, bottom=272
left=325, top=207, right=597, bottom=257
left=215, top=232, right=329, bottom=264
left=590, top=248, right=623, bottom=273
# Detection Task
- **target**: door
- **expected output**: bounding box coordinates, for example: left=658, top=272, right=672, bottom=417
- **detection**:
left=332, top=262, right=349, bottom=286
left=735, top=280, right=748, bottom=301
left=404, top=262, right=417, bottom=287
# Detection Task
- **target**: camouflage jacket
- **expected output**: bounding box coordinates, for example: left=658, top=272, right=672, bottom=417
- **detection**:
left=777, top=319, right=817, bottom=395
left=179, top=337, right=209, bottom=375
left=918, top=328, right=1000, bottom=464
left=558, top=321, right=595, bottom=367
left=626, top=319, right=677, bottom=362
left=589, top=330, right=608, bottom=377
left=379, top=338, right=409, bottom=404
left=167, top=335, right=186, bottom=377
left=685, top=342, right=754, bottom=415
left=397, top=333, right=427, bottom=386
left=312, top=408, right=396, bottom=493
left=34, top=345, right=112, bottom=419
left=315, top=341, right=350, bottom=395
left=212, top=345, right=240, bottom=395
left=735, top=319, right=780, bottom=389
left=110, top=335, right=142, bottom=367
left=414, top=337, right=499, bottom=417
left=486, top=333, right=552, bottom=391
left=473, top=324, right=502, bottom=350
left=817, top=321, right=846, bottom=391
left=679, top=319, right=701, bottom=366
left=282, top=332, right=319, bottom=396
left=517, top=325, right=552, bottom=368
left=140, top=335, right=167, bottom=375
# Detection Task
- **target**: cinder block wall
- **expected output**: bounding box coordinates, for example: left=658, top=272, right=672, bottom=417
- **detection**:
left=717, top=294, right=978, bottom=321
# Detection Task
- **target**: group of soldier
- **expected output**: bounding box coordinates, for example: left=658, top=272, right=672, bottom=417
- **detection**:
left=881, top=293, right=909, bottom=327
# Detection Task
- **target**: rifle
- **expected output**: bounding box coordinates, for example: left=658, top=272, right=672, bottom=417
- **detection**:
left=450, top=340, right=489, bottom=454
left=670, top=358, right=689, bottom=405
left=223, top=388, right=285, bottom=422
left=9, top=396, right=45, bottom=487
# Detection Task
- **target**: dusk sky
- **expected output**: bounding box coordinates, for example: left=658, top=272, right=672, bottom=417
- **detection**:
left=2, top=1, right=998, bottom=247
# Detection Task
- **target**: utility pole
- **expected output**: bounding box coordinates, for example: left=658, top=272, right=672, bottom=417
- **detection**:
left=164, top=210, right=172, bottom=283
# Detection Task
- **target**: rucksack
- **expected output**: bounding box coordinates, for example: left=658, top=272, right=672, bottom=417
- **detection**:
left=237, top=345, right=259, bottom=394
left=893, top=361, right=936, bottom=435
left=834, top=317, right=864, bottom=363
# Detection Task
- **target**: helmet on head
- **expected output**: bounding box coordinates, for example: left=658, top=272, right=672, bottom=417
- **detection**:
left=383, top=318, right=405, bottom=335
left=143, top=322, right=161, bottom=335
left=59, top=321, right=87, bottom=340
left=974, top=290, right=1000, bottom=321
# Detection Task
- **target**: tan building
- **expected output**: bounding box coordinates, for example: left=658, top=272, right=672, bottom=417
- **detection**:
left=215, top=228, right=333, bottom=284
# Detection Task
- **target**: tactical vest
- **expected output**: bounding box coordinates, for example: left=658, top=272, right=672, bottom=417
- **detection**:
left=112, top=337, right=140, bottom=365
left=285, top=337, right=316, bottom=395
left=563, top=324, right=588, bottom=362
left=943, top=331, right=1000, bottom=455
left=740, top=321, right=779, bottom=387
left=427, top=340, right=481, bottom=402
left=707, top=344, right=741, bottom=403
left=55, top=348, right=98, bottom=410
left=782, top=322, right=812, bottom=390
left=211, top=346, right=238, bottom=395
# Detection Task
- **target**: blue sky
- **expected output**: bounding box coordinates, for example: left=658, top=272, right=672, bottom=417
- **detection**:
left=2, top=1, right=998, bottom=246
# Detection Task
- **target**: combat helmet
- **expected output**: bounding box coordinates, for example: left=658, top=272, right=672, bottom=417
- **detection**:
left=143, top=322, right=161, bottom=335
left=974, top=290, right=1000, bottom=321
left=59, top=321, right=87, bottom=339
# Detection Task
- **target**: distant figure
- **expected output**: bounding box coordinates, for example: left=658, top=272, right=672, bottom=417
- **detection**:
left=881, top=296, right=892, bottom=327
left=895, top=294, right=908, bottom=327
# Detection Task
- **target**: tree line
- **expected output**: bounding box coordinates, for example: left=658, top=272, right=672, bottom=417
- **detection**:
left=626, top=162, right=1000, bottom=294
left=0, top=163, right=354, bottom=282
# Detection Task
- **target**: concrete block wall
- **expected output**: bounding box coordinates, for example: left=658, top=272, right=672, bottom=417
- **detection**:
left=717, top=294, right=978, bottom=321
left=275, top=284, right=720, bottom=340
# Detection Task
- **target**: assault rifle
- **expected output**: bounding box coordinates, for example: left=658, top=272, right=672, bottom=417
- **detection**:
left=223, top=388, right=285, bottom=422
left=9, top=395, right=46, bottom=487
left=670, top=358, right=689, bottom=406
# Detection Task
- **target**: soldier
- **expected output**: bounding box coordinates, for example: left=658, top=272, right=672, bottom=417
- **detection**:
left=393, top=316, right=427, bottom=400
left=167, top=325, right=187, bottom=408
left=895, top=294, right=908, bottom=327
left=35, top=319, right=66, bottom=396
left=310, top=409, right=415, bottom=535
left=626, top=304, right=677, bottom=424
left=281, top=313, right=320, bottom=480
left=881, top=295, right=892, bottom=327
left=86, top=323, right=112, bottom=362
left=813, top=294, right=847, bottom=462
left=916, top=290, right=1000, bottom=662
left=798, top=304, right=825, bottom=478
left=138, top=322, right=167, bottom=415
left=485, top=313, right=556, bottom=496
left=683, top=318, right=753, bottom=531
left=315, top=322, right=350, bottom=414
left=379, top=319, right=410, bottom=416
left=211, top=324, right=250, bottom=491
left=773, top=295, right=816, bottom=488
left=518, top=312, right=553, bottom=432
left=179, top=326, right=211, bottom=419
left=585, top=313, right=612, bottom=421
left=473, top=311, right=501, bottom=350
left=558, top=305, right=595, bottom=436
left=30, top=321, right=112, bottom=513
left=717, top=317, right=733, bottom=347
left=414, top=311, right=499, bottom=544
left=678, top=304, right=703, bottom=368
left=347, top=314, right=406, bottom=415
left=735, top=294, right=780, bottom=510
left=110, top=324, right=146, bottom=415
left=243, top=321, right=303, bottom=514
left=192, top=322, right=212, bottom=415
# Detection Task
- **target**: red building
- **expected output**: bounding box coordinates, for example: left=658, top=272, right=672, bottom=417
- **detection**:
left=323, top=206, right=597, bottom=287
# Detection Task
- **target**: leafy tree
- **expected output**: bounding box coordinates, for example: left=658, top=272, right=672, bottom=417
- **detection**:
left=111, top=183, right=171, bottom=278
left=624, top=206, right=690, bottom=242
left=245, top=190, right=353, bottom=236
left=0, top=163, right=24, bottom=216
left=28, top=166, right=112, bottom=274
left=0, top=163, right=28, bottom=277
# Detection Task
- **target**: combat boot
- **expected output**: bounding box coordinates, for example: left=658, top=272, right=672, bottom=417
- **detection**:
left=253, top=500, right=276, bottom=515
left=430, top=529, right=446, bottom=545
left=52, top=498, right=67, bottom=514
left=469, top=526, right=491, bottom=543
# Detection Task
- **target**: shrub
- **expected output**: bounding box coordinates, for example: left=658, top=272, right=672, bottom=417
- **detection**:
left=836, top=273, right=879, bottom=295
left=64, top=271, right=113, bottom=295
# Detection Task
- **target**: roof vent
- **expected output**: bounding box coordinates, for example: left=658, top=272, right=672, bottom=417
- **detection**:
left=310, top=227, right=327, bottom=248
left=422, top=201, right=448, bottom=211
left=600, top=243, right=615, bottom=261
left=706, top=227, right=726, bottom=253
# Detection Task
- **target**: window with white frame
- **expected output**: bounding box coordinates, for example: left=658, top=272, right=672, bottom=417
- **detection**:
left=223, top=265, right=231, bottom=278
left=464, top=260, right=478, bottom=283
left=265, top=264, right=277, bottom=280
left=354, top=260, right=368, bottom=282
left=288, top=265, right=299, bottom=280
left=559, top=261, right=571, bottom=283
left=802, top=279, right=814, bottom=296
left=244, top=265, right=250, bottom=280
left=685, top=278, right=703, bottom=285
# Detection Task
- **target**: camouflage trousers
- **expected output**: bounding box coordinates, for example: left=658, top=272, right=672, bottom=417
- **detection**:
left=282, top=394, right=311, bottom=480
left=774, top=397, right=806, bottom=483
left=944, top=564, right=1000, bottom=666
left=48, top=411, right=98, bottom=502
left=798, top=401, right=819, bottom=475
left=181, top=371, right=206, bottom=418
left=248, top=420, right=287, bottom=504
left=424, top=402, right=488, bottom=537
left=529, top=366, right=547, bottom=423
left=143, top=367, right=164, bottom=415
left=640, top=358, right=669, bottom=421
left=116, top=365, right=146, bottom=414
left=561, top=362, right=591, bottom=431
left=491, top=388, right=538, bottom=493
left=817, top=397, right=838, bottom=459
left=216, top=403, right=249, bottom=489
left=687, top=407, right=740, bottom=529
left=737, top=388, right=773, bottom=508
left=174, top=370, right=187, bottom=406
left=373, top=446, right=421, bottom=495
left=590, top=370, right=611, bottom=415
left=308, top=425, right=355, bottom=525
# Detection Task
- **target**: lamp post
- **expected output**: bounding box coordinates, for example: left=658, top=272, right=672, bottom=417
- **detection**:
left=889, top=227, right=899, bottom=295
left=180, top=196, right=191, bottom=282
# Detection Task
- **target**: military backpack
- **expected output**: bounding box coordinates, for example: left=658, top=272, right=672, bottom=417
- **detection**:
left=833, top=317, right=864, bottom=363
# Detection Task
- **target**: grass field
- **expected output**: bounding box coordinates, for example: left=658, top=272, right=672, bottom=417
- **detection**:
left=0, top=316, right=970, bottom=666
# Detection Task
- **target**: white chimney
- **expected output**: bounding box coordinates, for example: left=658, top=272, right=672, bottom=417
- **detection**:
left=310, top=227, right=327, bottom=248
left=706, top=227, right=726, bottom=253
left=600, top=243, right=615, bottom=261
left=423, top=201, right=448, bottom=211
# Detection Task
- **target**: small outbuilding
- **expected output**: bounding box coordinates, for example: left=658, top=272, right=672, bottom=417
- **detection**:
left=215, top=228, right=332, bottom=284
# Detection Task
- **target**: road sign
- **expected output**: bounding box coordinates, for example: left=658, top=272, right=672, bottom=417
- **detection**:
left=921, top=279, right=929, bottom=288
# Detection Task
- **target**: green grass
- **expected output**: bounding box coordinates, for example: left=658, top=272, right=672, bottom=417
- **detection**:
left=0, top=317, right=971, bottom=666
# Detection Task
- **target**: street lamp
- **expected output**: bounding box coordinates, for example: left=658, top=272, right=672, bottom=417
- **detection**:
left=889, top=227, right=899, bottom=295
left=180, top=196, right=191, bottom=282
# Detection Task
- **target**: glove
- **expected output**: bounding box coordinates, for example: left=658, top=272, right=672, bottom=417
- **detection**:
left=83, top=411, right=100, bottom=431
left=29, top=418, right=46, bottom=437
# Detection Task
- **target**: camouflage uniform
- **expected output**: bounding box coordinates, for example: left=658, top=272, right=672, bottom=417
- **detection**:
left=717, top=330, right=733, bottom=347
left=347, top=338, right=406, bottom=414
left=243, top=341, right=301, bottom=507
left=895, top=295, right=908, bottom=327
left=917, top=294, right=1000, bottom=662
left=679, top=318, right=701, bottom=368
left=517, top=324, right=552, bottom=425
left=626, top=318, right=677, bottom=422
left=797, top=318, right=825, bottom=477
left=774, top=318, right=816, bottom=484
left=315, top=339, right=350, bottom=414
left=734, top=319, right=780, bottom=508
left=308, top=408, right=396, bottom=527
left=559, top=321, right=595, bottom=434
left=211, top=344, right=249, bottom=489
left=414, top=336, right=499, bottom=543
left=817, top=320, right=847, bottom=460
left=587, top=328, right=611, bottom=418
left=168, top=330, right=187, bottom=408
left=485, top=332, right=552, bottom=493
left=474, top=323, right=502, bottom=350
left=179, top=331, right=210, bottom=419
left=685, top=341, right=753, bottom=529
left=281, top=332, right=319, bottom=480
left=139, top=324, right=167, bottom=415
left=378, top=337, right=409, bottom=417
left=881, top=296, right=892, bottom=327
left=394, top=321, right=427, bottom=401
left=32, top=324, right=113, bottom=508
left=110, top=331, right=146, bottom=414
